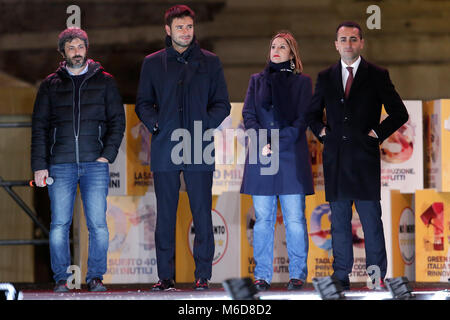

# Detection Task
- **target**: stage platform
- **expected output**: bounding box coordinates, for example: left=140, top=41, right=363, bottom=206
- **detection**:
left=12, top=282, right=450, bottom=300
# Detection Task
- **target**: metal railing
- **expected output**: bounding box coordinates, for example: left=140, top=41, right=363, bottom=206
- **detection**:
left=0, top=120, right=49, bottom=246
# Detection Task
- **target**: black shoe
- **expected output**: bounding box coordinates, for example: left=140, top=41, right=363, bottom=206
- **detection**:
left=87, top=278, right=107, bottom=292
left=254, top=279, right=270, bottom=291
left=340, top=280, right=350, bottom=291
left=331, top=274, right=350, bottom=291
left=151, top=279, right=175, bottom=291
left=54, top=280, right=70, bottom=293
left=194, top=278, right=209, bottom=290
left=287, top=279, right=304, bottom=291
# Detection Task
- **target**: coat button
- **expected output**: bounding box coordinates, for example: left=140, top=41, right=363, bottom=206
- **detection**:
left=270, top=122, right=274, bottom=126
left=342, top=135, right=348, bottom=141
left=343, top=116, right=349, bottom=122
left=340, top=98, right=345, bottom=104
left=178, top=80, right=183, bottom=85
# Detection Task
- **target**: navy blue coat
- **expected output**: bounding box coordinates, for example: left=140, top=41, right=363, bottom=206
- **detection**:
left=135, top=38, right=231, bottom=172
left=240, top=71, right=314, bottom=196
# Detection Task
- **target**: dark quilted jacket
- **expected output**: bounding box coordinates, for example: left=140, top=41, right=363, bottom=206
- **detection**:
left=31, top=59, right=125, bottom=171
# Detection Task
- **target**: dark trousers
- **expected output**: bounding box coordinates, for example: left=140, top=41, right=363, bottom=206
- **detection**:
left=153, top=170, right=214, bottom=280
left=329, top=200, right=387, bottom=283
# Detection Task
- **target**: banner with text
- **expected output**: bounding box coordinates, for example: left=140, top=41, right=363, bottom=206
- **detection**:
left=104, top=193, right=159, bottom=283
left=175, top=192, right=241, bottom=283
left=380, top=100, right=423, bottom=193
left=415, top=189, right=450, bottom=282
left=423, top=99, right=450, bottom=192
left=125, top=104, right=154, bottom=195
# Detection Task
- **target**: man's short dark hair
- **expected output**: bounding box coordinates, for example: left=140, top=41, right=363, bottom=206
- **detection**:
left=164, top=5, right=195, bottom=27
left=336, top=21, right=363, bottom=39
left=58, top=27, right=89, bottom=54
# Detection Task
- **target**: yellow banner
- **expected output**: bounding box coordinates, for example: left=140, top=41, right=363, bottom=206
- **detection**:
left=441, top=100, right=450, bottom=191
left=240, top=194, right=255, bottom=279
left=306, top=191, right=332, bottom=281
left=390, top=190, right=415, bottom=279
left=415, top=189, right=450, bottom=282
left=125, top=104, right=154, bottom=196
left=175, top=192, right=241, bottom=283
left=423, top=99, right=450, bottom=192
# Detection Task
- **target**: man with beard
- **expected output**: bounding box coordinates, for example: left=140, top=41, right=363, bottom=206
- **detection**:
left=31, top=27, right=125, bottom=292
left=136, top=5, right=230, bottom=290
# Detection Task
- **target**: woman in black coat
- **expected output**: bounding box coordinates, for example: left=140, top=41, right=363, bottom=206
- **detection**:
left=240, top=31, right=314, bottom=291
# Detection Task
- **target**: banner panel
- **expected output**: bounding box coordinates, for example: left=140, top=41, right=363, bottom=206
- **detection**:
left=212, top=103, right=246, bottom=195
left=104, top=193, right=159, bottom=283
left=126, top=104, right=154, bottom=196
left=108, top=104, right=127, bottom=196
left=415, top=189, right=450, bottom=282
left=175, top=192, right=241, bottom=283
left=423, top=99, right=450, bottom=192
left=390, top=190, right=415, bottom=280
left=380, top=101, right=423, bottom=193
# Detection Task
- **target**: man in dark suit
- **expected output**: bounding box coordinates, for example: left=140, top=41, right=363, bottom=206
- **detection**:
left=307, top=21, right=408, bottom=290
left=135, top=5, right=230, bottom=291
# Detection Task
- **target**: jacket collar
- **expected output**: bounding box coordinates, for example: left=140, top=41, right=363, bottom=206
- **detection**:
left=56, top=59, right=103, bottom=79
left=331, top=56, right=368, bottom=98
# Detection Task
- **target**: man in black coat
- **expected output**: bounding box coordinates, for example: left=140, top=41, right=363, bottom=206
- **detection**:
left=31, top=27, right=125, bottom=292
left=307, top=21, right=408, bottom=290
left=135, top=5, right=231, bottom=290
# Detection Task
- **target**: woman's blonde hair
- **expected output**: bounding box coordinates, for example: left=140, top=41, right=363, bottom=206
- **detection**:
left=268, top=30, right=303, bottom=74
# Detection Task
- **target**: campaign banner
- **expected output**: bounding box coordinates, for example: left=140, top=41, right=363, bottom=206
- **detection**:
left=380, top=100, right=423, bottom=193
left=212, top=103, right=246, bottom=195
left=74, top=192, right=159, bottom=284
left=306, top=191, right=368, bottom=283
left=307, top=129, right=324, bottom=190
left=175, top=192, right=241, bottom=283
left=306, top=191, right=332, bottom=281
left=108, top=104, right=127, bottom=196
left=423, top=99, right=450, bottom=192
left=380, top=189, right=393, bottom=279
left=240, top=194, right=255, bottom=279
left=415, top=189, right=450, bottom=282
left=104, top=193, right=158, bottom=283
left=125, top=104, right=155, bottom=195
left=389, top=190, right=415, bottom=280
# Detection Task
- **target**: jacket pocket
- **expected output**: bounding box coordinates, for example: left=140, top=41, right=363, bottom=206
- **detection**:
left=98, top=125, right=104, bottom=149
left=50, top=128, right=57, bottom=155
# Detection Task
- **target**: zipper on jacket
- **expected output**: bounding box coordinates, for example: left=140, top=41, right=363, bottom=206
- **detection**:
left=75, top=135, right=79, bottom=164
left=50, top=128, right=57, bottom=155
left=75, top=78, right=86, bottom=164
left=69, top=65, right=100, bottom=164
left=69, top=76, right=79, bottom=164
left=98, top=125, right=104, bottom=148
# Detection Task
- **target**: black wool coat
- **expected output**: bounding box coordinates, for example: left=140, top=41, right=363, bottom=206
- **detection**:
left=135, top=38, right=231, bottom=172
left=307, top=57, right=408, bottom=201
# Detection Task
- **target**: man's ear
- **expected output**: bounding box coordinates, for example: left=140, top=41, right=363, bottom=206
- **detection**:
left=59, top=50, right=66, bottom=59
left=165, top=24, right=171, bottom=37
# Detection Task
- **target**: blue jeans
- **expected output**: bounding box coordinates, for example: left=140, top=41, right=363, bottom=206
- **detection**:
left=252, top=194, right=308, bottom=283
left=48, top=162, right=109, bottom=283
